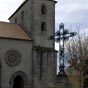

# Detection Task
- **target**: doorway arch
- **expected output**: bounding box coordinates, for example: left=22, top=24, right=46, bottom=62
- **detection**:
left=10, top=71, right=29, bottom=88
left=13, top=75, right=24, bottom=88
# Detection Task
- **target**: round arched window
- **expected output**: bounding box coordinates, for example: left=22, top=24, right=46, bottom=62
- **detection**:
left=5, top=50, right=21, bottom=67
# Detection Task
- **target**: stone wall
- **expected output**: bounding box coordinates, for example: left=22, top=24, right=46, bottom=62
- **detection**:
left=0, top=38, right=32, bottom=88
left=32, top=46, right=57, bottom=88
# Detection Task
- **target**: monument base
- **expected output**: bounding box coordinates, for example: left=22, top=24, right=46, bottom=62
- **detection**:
left=54, top=72, right=73, bottom=88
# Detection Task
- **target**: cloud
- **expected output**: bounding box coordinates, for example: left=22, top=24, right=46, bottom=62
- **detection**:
left=55, top=0, right=88, bottom=31
left=0, top=0, right=87, bottom=35
left=80, top=27, right=88, bottom=35
left=55, top=42, right=59, bottom=51
left=0, top=0, right=24, bottom=22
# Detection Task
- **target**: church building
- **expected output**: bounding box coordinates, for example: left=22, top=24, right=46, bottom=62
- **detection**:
left=0, top=0, right=57, bottom=88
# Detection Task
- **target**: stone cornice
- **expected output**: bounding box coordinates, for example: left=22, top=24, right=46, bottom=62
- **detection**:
left=33, top=46, right=58, bottom=52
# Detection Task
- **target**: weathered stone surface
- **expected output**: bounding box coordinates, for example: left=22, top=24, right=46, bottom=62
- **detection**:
left=0, top=0, right=57, bottom=88
left=54, top=75, right=73, bottom=88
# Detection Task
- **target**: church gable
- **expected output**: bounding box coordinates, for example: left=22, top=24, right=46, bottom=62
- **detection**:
left=0, top=22, right=32, bottom=41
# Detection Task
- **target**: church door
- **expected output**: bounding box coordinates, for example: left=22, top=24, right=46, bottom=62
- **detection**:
left=13, top=75, right=24, bottom=88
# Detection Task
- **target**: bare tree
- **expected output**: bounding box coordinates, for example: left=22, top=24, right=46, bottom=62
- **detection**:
left=65, top=30, right=88, bottom=88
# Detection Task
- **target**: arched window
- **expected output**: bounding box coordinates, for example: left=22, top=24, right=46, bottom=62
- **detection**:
left=10, top=71, right=29, bottom=86
left=41, top=5, right=47, bottom=15
left=41, top=22, right=46, bottom=31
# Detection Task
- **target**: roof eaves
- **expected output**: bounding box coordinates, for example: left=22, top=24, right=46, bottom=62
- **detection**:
left=0, top=36, right=33, bottom=41
left=8, top=0, right=29, bottom=20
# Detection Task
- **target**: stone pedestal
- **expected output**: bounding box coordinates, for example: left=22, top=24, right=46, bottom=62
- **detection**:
left=54, top=73, right=72, bottom=88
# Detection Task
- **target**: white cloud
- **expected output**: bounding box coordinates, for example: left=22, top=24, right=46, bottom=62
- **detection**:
left=55, top=0, right=88, bottom=30
left=0, top=0, right=87, bottom=35
left=80, top=27, right=88, bottom=35
left=0, top=0, right=24, bottom=22
left=55, top=42, right=59, bottom=51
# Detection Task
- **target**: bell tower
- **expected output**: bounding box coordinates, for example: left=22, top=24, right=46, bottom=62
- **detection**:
left=31, top=1, right=57, bottom=88
left=31, top=0, right=57, bottom=48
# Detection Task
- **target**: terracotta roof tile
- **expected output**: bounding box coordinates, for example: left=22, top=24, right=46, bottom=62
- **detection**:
left=0, top=22, right=32, bottom=41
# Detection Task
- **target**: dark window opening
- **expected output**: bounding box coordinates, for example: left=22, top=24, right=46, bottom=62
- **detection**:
left=41, top=22, right=46, bottom=31
left=41, top=5, right=47, bottom=15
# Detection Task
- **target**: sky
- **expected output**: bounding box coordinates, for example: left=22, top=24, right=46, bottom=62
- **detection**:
left=0, top=0, right=88, bottom=32
left=55, top=0, right=88, bottom=50
left=0, top=0, right=24, bottom=22
left=55, top=0, right=88, bottom=34
left=0, top=0, right=88, bottom=46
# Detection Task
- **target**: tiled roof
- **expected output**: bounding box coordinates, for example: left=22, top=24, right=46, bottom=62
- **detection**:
left=0, top=22, right=32, bottom=41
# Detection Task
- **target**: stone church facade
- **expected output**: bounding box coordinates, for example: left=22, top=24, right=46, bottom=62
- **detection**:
left=0, top=0, right=58, bottom=88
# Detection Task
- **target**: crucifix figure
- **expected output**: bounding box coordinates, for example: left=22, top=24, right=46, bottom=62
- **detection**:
left=49, top=23, right=77, bottom=76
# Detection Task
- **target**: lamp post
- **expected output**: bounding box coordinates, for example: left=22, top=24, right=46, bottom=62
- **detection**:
left=49, top=23, right=77, bottom=76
